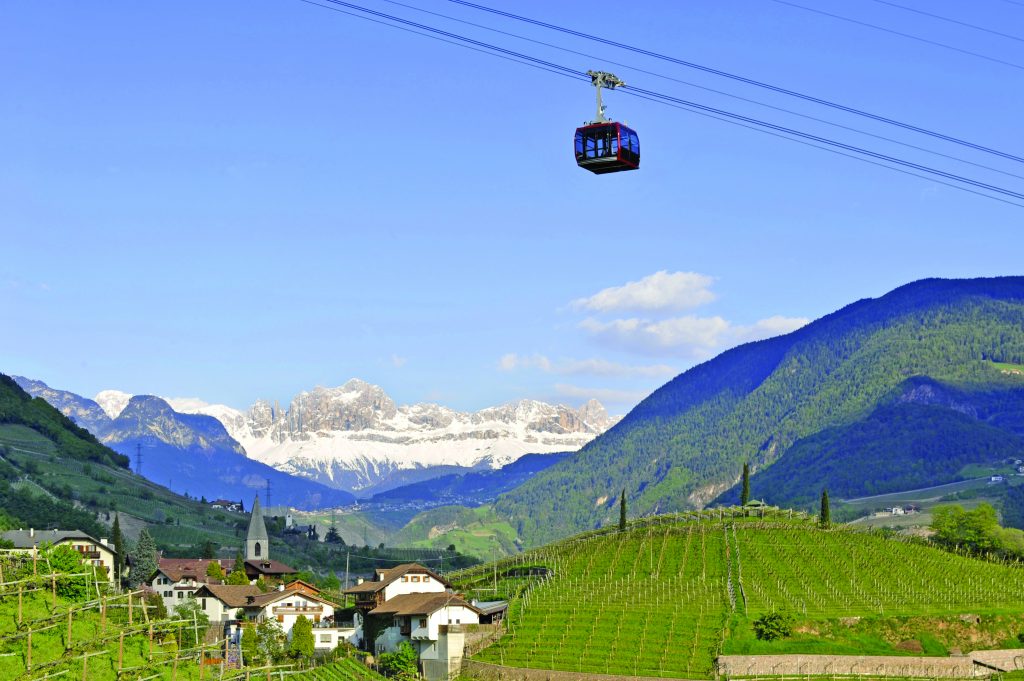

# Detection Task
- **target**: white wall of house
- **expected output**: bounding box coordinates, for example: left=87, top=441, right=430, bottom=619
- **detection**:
left=59, top=540, right=117, bottom=580
left=382, top=574, right=445, bottom=602
left=151, top=574, right=201, bottom=614
left=198, top=595, right=234, bottom=622
left=259, top=593, right=335, bottom=637
left=374, top=605, right=478, bottom=657
left=426, top=605, right=478, bottom=643
left=313, top=627, right=357, bottom=651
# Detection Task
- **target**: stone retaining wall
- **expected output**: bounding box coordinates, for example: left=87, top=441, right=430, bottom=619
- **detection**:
left=717, top=650, right=1024, bottom=679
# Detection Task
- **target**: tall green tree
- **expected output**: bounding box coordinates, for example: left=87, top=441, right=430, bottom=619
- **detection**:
left=111, top=513, right=125, bottom=583
left=820, top=489, right=831, bottom=527
left=288, top=615, right=315, bottom=662
left=233, top=551, right=246, bottom=573
left=128, top=529, right=158, bottom=588
left=619, top=489, right=626, bottom=531
left=201, top=540, right=217, bottom=559
left=741, top=463, right=751, bottom=506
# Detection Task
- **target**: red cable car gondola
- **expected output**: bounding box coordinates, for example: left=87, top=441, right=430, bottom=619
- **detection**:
left=575, top=71, right=639, bottom=175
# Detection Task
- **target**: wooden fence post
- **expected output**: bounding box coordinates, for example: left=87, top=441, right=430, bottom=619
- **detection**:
left=118, top=631, right=124, bottom=670
left=52, top=573, right=57, bottom=608
left=149, top=623, right=154, bottom=661
left=128, top=593, right=133, bottom=626
left=82, top=650, right=88, bottom=681
left=18, top=584, right=23, bottom=624
left=66, top=608, right=73, bottom=649
left=27, top=629, right=32, bottom=671
left=101, top=596, right=106, bottom=633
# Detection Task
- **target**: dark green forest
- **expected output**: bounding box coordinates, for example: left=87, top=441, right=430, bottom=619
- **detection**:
left=718, top=399, right=1024, bottom=508
left=496, top=277, right=1024, bottom=546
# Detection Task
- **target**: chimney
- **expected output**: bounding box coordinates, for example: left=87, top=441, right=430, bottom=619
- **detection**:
left=246, top=596, right=255, bottom=604
left=356, top=577, right=364, bottom=585
left=29, top=528, right=34, bottom=538
left=278, top=584, right=285, bottom=592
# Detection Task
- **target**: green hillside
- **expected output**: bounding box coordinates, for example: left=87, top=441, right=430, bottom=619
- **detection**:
left=496, top=277, right=1024, bottom=546
left=731, top=399, right=1024, bottom=507
left=452, top=512, right=1024, bottom=679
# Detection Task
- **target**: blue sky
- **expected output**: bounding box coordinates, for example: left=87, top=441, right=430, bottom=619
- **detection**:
left=2, top=1, right=1022, bottom=414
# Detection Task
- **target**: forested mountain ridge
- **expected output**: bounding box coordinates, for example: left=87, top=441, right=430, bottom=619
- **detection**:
left=714, top=376, right=1024, bottom=507
left=496, top=277, right=1024, bottom=546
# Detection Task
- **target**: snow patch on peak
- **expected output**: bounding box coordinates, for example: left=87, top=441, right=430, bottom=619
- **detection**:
left=94, top=390, right=132, bottom=419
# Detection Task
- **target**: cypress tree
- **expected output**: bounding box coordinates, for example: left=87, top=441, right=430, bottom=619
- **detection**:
left=820, top=489, right=831, bottom=527
left=128, top=529, right=158, bottom=588
left=619, top=489, right=627, bottom=531
left=741, top=463, right=751, bottom=506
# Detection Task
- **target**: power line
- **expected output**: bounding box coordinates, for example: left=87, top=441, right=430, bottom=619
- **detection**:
left=297, top=0, right=583, bottom=83
left=447, top=0, right=1024, bottom=164
left=620, top=88, right=1024, bottom=210
left=864, top=0, right=1024, bottom=43
left=377, top=0, right=1024, bottom=182
left=301, top=0, right=1024, bottom=207
left=768, top=0, right=1024, bottom=71
left=622, top=83, right=1024, bottom=201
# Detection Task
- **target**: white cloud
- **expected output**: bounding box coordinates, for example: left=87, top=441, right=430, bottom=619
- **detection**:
left=572, top=271, right=716, bottom=313
left=391, top=354, right=408, bottom=368
left=580, top=315, right=809, bottom=358
left=498, top=353, right=676, bottom=378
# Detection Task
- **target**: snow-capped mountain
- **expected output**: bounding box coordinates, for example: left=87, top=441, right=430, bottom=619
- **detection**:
left=13, top=377, right=355, bottom=509
left=164, top=379, right=619, bottom=494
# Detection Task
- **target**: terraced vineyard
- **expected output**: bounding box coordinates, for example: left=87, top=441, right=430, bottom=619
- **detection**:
left=732, top=524, right=1024, bottom=618
left=289, top=657, right=387, bottom=680
left=452, top=512, right=1024, bottom=679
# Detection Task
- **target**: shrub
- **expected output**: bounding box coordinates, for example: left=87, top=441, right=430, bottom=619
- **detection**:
left=753, top=611, right=794, bottom=641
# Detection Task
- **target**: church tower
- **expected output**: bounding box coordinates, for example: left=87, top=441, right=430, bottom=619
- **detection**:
left=246, top=494, right=269, bottom=561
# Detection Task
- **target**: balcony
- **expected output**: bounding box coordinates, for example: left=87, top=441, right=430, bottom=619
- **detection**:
left=411, top=626, right=431, bottom=641
left=272, top=606, right=324, bottom=615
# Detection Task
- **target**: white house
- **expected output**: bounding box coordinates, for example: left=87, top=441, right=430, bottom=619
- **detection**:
left=194, top=583, right=355, bottom=651
left=2, top=529, right=118, bottom=580
left=369, top=592, right=481, bottom=658
left=344, top=563, right=448, bottom=612
left=343, top=562, right=489, bottom=679
left=149, top=558, right=235, bottom=614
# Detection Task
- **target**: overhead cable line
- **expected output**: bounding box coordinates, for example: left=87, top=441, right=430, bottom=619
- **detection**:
left=375, top=0, right=1024, bottom=182
left=769, top=0, right=1024, bottom=71
left=447, top=0, right=1024, bottom=164
left=865, top=0, right=1024, bottom=43
left=297, top=0, right=581, bottom=82
left=300, top=0, right=1024, bottom=207
left=620, top=88, right=1024, bottom=209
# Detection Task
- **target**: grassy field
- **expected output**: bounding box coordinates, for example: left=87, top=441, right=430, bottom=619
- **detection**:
left=452, top=511, right=1024, bottom=679
left=0, top=555, right=207, bottom=680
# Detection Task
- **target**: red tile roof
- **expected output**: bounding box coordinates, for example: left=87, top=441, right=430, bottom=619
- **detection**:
left=369, top=592, right=480, bottom=617
left=342, top=563, right=450, bottom=595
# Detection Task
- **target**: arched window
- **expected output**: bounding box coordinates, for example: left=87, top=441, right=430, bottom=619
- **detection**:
left=254, top=542, right=262, bottom=557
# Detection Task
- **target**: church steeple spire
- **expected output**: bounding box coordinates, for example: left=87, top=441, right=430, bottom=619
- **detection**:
left=246, top=495, right=269, bottom=561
